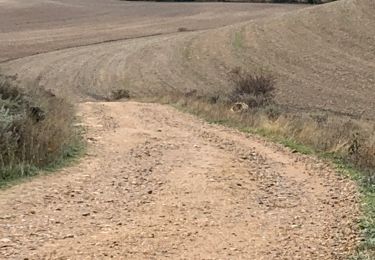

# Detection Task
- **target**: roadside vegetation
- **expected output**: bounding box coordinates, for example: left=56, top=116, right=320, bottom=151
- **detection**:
left=0, top=74, right=83, bottom=187
left=145, top=68, right=374, bottom=258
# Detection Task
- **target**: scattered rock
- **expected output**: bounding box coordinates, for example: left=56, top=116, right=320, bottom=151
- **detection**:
left=63, top=234, right=75, bottom=239
left=0, top=238, right=11, bottom=243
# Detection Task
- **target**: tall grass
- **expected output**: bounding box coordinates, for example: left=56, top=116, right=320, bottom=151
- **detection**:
left=0, top=74, right=82, bottom=185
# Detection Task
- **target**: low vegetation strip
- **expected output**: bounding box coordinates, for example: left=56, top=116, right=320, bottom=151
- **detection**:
left=0, top=74, right=82, bottom=186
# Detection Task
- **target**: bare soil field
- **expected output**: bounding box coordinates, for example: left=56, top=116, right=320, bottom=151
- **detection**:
left=0, top=0, right=374, bottom=119
left=0, top=0, right=305, bottom=99
left=0, top=102, right=360, bottom=259
left=0, top=0, right=302, bottom=62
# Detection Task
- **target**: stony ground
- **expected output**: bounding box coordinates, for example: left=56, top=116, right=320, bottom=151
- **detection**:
left=0, top=102, right=360, bottom=259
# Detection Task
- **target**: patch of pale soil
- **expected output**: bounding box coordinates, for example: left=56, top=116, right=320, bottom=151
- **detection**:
left=0, top=102, right=360, bottom=259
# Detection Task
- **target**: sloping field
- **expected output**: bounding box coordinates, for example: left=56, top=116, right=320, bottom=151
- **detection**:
left=1, top=0, right=374, bottom=119
left=0, top=0, right=302, bottom=62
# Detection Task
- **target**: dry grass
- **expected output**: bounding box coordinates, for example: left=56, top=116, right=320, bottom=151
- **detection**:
left=0, top=75, right=81, bottom=184
left=174, top=97, right=374, bottom=182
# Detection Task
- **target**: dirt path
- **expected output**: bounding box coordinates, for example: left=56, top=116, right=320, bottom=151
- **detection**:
left=0, top=102, right=360, bottom=259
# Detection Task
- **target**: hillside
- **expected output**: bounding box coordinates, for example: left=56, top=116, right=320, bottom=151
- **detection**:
left=180, top=0, right=375, bottom=118
left=1, top=0, right=374, bottom=119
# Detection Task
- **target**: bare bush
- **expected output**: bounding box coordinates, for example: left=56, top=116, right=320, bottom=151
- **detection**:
left=229, top=68, right=276, bottom=108
left=178, top=27, right=189, bottom=32
left=109, top=89, right=130, bottom=101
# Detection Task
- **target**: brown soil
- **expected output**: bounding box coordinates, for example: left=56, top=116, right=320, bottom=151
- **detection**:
left=0, top=102, right=360, bottom=259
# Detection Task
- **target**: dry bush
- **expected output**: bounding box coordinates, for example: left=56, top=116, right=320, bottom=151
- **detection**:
left=178, top=27, right=189, bottom=32
left=109, top=88, right=130, bottom=101
left=229, top=68, right=276, bottom=108
left=0, top=74, right=80, bottom=183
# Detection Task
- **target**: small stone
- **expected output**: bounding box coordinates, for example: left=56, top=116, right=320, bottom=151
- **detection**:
left=0, top=238, right=11, bottom=243
left=82, top=212, right=90, bottom=217
left=87, top=137, right=97, bottom=142
left=0, top=215, right=14, bottom=220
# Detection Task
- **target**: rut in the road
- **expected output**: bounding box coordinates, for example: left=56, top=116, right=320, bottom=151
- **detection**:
left=0, top=102, right=359, bottom=259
